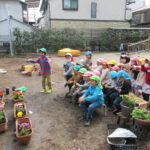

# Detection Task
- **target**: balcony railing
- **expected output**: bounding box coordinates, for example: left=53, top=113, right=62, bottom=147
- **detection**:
left=128, top=38, right=150, bottom=52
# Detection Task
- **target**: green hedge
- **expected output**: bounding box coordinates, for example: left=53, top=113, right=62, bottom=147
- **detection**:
left=98, top=29, right=150, bottom=51
left=13, top=28, right=150, bottom=53
left=13, top=28, right=85, bottom=53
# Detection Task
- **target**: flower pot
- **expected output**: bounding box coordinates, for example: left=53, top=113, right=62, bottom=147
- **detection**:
left=14, top=102, right=28, bottom=119
left=134, top=118, right=150, bottom=126
left=0, top=110, right=7, bottom=133
left=16, top=117, right=32, bottom=144
left=129, top=93, right=149, bottom=109
left=12, top=90, right=24, bottom=103
left=121, top=102, right=133, bottom=118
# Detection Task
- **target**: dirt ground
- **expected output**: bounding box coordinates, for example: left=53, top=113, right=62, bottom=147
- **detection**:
left=0, top=52, right=150, bottom=150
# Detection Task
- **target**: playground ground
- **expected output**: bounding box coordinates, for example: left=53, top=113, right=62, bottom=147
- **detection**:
left=0, top=51, right=150, bottom=150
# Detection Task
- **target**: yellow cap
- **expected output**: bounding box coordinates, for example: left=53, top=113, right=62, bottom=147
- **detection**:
left=139, top=58, right=146, bottom=62
left=17, top=112, right=23, bottom=117
left=108, top=60, right=117, bottom=65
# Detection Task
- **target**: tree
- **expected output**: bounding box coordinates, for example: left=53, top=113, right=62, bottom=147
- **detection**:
left=13, top=28, right=85, bottom=53
left=98, top=29, right=150, bottom=51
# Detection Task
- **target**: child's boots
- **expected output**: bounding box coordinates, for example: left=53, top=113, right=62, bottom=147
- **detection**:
left=41, top=88, right=46, bottom=93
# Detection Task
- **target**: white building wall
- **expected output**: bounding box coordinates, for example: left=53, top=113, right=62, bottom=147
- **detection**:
left=43, top=4, right=50, bottom=29
left=50, top=0, right=126, bottom=20
left=0, top=20, right=9, bottom=35
left=11, top=20, right=33, bottom=33
left=0, top=0, right=23, bottom=21
left=0, top=19, right=32, bottom=37
left=38, top=17, right=45, bottom=29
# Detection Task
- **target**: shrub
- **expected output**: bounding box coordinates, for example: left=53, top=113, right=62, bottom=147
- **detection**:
left=13, top=28, right=85, bottom=53
left=99, top=29, right=150, bottom=51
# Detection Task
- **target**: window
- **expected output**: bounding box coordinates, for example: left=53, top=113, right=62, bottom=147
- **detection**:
left=91, top=2, right=97, bottom=18
left=22, top=3, right=28, bottom=23
left=133, top=15, right=141, bottom=24
left=63, top=0, right=78, bottom=10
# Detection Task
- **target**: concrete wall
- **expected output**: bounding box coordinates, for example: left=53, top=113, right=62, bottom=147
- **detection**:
left=50, top=0, right=126, bottom=20
left=0, top=19, right=32, bottom=38
left=0, top=0, right=23, bottom=21
left=51, top=20, right=130, bottom=29
left=0, top=20, right=9, bottom=36
left=50, top=20, right=130, bottom=38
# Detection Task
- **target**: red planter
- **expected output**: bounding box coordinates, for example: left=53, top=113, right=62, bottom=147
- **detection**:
left=16, top=118, right=33, bottom=144
left=134, top=118, right=150, bottom=126
left=0, top=110, right=7, bottom=133
left=14, top=102, right=28, bottom=119
left=13, top=99, right=24, bottom=103
left=12, top=90, right=24, bottom=103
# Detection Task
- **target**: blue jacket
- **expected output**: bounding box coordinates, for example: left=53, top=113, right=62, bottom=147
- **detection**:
left=82, top=85, right=104, bottom=104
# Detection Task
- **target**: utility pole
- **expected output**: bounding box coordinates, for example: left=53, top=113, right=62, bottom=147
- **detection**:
left=6, top=4, right=14, bottom=56
left=125, top=0, right=136, bottom=20
left=48, top=1, right=51, bottom=28
left=8, top=15, right=14, bottom=56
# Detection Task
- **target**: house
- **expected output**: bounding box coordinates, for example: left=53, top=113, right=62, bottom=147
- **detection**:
left=39, top=0, right=130, bottom=37
left=132, top=5, right=150, bottom=27
left=0, top=0, right=28, bottom=23
left=25, top=0, right=41, bottom=26
left=0, top=0, right=33, bottom=54
left=126, top=0, right=145, bottom=20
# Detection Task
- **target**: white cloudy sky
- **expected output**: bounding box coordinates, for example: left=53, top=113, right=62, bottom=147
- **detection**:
left=145, top=0, right=150, bottom=5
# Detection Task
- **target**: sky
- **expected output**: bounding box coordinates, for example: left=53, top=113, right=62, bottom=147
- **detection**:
left=28, top=7, right=42, bottom=22
left=145, top=0, right=150, bottom=5
left=128, top=0, right=150, bottom=10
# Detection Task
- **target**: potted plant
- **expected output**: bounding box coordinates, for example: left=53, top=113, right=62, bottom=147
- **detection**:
left=16, top=117, right=32, bottom=144
left=131, top=108, right=150, bottom=126
left=129, top=93, right=149, bottom=109
left=0, top=91, right=4, bottom=102
left=12, top=90, right=24, bottom=103
left=14, top=102, right=28, bottom=119
left=120, top=95, right=138, bottom=118
left=0, top=109, right=7, bottom=132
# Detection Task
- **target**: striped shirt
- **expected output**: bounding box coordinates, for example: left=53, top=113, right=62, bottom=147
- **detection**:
left=29, top=56, right=51, bottom=75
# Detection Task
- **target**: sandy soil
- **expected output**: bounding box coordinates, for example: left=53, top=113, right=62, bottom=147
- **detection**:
left=0, top=52, right=150, bottom=150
